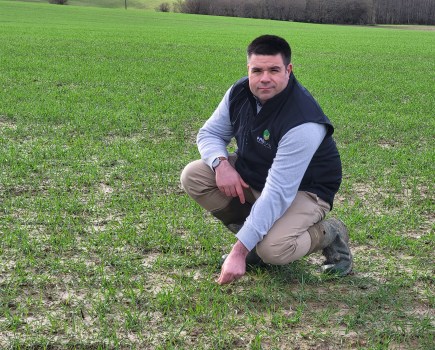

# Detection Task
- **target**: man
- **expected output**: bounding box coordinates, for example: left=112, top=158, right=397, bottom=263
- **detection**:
left=180, top=35, right=352, bottom=285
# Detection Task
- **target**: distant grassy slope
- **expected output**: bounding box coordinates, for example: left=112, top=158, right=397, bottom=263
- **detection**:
left=1, top=0, right=162, bottom=10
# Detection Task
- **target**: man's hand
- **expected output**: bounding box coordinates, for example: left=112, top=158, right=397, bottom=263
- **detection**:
left=217, top=240, right=249, bottom=285
left=215, top=160, right=249, bottom=204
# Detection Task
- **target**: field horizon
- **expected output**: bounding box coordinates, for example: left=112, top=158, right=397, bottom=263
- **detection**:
left=0, top=1, right=433, bottom=349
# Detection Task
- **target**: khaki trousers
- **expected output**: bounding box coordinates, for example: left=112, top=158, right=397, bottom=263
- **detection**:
left=180, top=155, right=331, bottom=265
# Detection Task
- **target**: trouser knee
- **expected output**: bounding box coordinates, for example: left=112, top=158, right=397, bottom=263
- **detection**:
left=180, top=160, right=208, bottom=199
left=256, top=243, right=297, bottom=265
left=180, top=162, right=193, bottom=195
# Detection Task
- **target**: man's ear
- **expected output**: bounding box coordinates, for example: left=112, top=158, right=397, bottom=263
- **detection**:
left=287, top=63, right=293, bottom=75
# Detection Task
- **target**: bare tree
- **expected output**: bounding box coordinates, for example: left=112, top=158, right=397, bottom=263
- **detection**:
left=48, top=0, right=68, bottom=4
left=238, top=0, right=262, bottom=19
left=176, top=0, right=434, bottom=25
left=156, top=2, right=171, bottom=12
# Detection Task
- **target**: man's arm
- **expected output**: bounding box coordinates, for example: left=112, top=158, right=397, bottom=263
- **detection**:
left=235, top=123, right=327, bottom=251
left=217, top=123, right=327, bottom=285
left=197, top=87, right=249, bottom=203
left=197, top=87, right=233, bottom=168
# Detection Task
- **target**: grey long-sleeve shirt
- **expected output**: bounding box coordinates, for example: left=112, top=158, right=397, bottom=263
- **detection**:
left=197, top=87, right=326, bottom=251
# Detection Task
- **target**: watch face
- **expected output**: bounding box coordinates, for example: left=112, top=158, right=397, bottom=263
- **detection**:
left=212, top=158, right=219, bottom=168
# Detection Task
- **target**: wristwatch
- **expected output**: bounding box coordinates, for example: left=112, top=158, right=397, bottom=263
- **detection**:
left=212, top=156, right=227, bottom=170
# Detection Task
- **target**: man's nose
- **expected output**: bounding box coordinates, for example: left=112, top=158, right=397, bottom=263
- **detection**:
left=260, top=71, right=271, bottom=82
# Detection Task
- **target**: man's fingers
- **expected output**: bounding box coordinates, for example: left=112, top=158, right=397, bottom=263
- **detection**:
left=217, top=267, right=239, bottom=285
left=218, top=186, right=231, bottom=197
left=238, top=179, right=249, bottom=203
left=236, top=186, right=246, bottom=204
left=217, top=273, right=235, bottom=285
left=217, top=272, right=229, bottom=285
left=240, top=178, right=250, bottom=189
left=219, top=185, right=242, bottom=200
left=218, top=179, right=248, bottom=204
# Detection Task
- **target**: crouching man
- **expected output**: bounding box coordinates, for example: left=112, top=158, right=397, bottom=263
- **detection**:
left=180, top=35, right=352, bottom=285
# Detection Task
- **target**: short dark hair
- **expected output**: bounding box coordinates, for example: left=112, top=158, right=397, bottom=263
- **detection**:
left=247, top=35, right=291, bottom=66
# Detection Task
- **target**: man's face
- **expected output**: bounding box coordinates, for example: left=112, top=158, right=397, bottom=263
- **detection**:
left=247, top=54, right=292, bottom=104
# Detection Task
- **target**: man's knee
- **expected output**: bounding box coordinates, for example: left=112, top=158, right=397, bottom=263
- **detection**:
left=256, top=241, right=297, bottom=265
left=180, top=160, right=209, bottom=198
left=180, top=161, right=195, bottom=192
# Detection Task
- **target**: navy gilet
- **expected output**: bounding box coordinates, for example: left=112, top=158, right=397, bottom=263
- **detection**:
left=229, top=73, right=342, bottom=208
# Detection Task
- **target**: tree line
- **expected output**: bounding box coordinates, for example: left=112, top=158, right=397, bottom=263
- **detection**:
left=162, top=0, right=435, bottom=25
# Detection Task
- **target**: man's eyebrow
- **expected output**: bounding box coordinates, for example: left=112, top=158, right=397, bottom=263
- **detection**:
left=250, top=65, right=282, bottom=70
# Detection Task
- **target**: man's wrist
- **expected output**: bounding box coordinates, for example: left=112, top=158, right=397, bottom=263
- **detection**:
left=231, top=240, right=249, bottom=258
left=212, top=156, right=228, bottom=171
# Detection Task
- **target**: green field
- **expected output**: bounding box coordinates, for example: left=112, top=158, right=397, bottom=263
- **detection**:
left=0, top=1, right=434, bottom=349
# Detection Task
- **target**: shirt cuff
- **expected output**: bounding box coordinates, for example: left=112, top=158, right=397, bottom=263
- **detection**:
left=235, top=222, right=262, bottom=251
left=205, top=154, right=228, bottom=171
